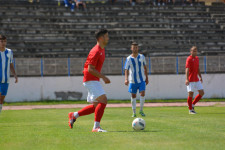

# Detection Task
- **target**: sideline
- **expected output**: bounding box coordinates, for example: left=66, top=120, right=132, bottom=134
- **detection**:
left=3, top=102, right=225, bottom=110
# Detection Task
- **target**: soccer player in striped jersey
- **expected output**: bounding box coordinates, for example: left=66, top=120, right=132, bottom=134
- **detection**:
left=0, top=34, right=18, bottom=114
left=124, top=42, right=149, bottom=117
left=185, top=46, right=204, bottom=114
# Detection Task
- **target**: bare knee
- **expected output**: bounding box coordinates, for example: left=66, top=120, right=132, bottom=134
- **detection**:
left=188, top=92, right=194, bottom=97
left=131, top=94, right=136, bottom=98
left=199, top=90, right=204, bottom=96
left=96, top=94, right=107, bottom=104
left=0, top=95, right=5, bottom=104
left=140, top=91, right=145, bottom=97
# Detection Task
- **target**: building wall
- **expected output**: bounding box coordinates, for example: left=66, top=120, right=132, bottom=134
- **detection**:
left=5, top=74, right=225, bottom=102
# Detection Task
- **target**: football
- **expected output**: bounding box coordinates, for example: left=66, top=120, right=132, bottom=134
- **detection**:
left=132, top=118, right=145, bottom=131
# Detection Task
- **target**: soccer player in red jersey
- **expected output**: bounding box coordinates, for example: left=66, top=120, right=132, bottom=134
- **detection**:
left=185, top=46, right=204, bottom=114
left=68, top=29, right=110, bottom=132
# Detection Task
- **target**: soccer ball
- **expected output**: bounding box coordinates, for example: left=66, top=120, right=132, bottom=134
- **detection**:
left=132, top=118, right=145, bottom=131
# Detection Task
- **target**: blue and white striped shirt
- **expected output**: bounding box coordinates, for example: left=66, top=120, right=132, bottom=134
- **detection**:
left=0, top=48, right=13, bottom=83
left=124, top=54, right=146, bottom=84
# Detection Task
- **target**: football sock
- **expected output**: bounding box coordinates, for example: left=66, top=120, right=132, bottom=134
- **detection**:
left=95, top=103, right=106, bottom=122
left=73, top=112, right=79, bottom=119
left=140, top=96, right=145, bottom=112
left=193, top=94, right=202, bottom=105
left=94, top=121, right=100, bottom=129
left=0, top=104, right=2, bottom=113
left=131, top=97, right=136, bottom=114
left=77, top=104, right=95, bottom=118
left=187, top=96, right=193, bottom=110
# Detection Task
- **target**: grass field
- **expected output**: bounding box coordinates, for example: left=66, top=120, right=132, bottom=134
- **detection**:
left=0, top=106, right=225, bottom=150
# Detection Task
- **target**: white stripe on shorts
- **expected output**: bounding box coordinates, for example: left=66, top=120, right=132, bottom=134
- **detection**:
left=83, top=81, right=105, bottom=103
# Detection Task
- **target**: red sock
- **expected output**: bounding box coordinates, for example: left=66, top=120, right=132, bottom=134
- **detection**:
left=78, top=105, right=95, bottom=117
left=95, top=103, right=106, bottom=122
left=187, top=96, right=193, bottom=110
left=193, top=94, right=202, bottom=105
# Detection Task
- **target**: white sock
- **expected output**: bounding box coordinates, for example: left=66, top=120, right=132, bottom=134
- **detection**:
left=73, top=112, right=79, bottom=119
left=0, top=104, right=2, bottom=113
left=131, top=97, right=136, bottom=114
left=94, top=121, right=100, bottom=129
left=140, top=96, right=145, bottom=111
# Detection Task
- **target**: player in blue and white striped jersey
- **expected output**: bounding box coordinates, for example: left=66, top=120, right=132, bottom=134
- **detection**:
left=0, top=34, right=18, bottom=114
left=124, top=42, right=149, bottom=117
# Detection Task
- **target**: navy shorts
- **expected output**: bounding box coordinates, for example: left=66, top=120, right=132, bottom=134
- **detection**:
left=128, top=81, right=146, bottom=94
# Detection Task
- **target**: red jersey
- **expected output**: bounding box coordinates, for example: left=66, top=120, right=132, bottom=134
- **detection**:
left=185, top=55, right=199, bottom=82
left=83, top=44, right=105, bottom=82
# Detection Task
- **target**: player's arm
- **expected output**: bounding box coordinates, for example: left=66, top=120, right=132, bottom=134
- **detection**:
left=185, top=68, right=189, bottom=85
left=198, top=68, right=203, bottom=83
left=124, top=69, right=129, bottom=86
left=88, top=64, right=110, bottom=84
left=144, top=65, right=149, bottom=85
left=10, top=63, right=18, bottom=83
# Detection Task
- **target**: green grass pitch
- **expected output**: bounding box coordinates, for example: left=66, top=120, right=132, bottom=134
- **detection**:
left=0, top=107, right=224, bottom=150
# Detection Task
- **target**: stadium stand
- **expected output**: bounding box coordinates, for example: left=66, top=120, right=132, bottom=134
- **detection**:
left=0, top=0, right=224, bottom=58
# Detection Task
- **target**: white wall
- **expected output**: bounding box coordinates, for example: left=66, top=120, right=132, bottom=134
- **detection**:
left=5, top=74, right=225, bottom=102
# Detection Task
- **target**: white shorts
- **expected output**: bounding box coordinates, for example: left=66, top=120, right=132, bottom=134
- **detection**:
left=187, top=81, right=203, bottom=92
left=83, top=81, right=105, bottom=103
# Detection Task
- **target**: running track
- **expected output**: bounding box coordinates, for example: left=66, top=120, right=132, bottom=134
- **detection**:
left=3, top=102, right=225, bottom=110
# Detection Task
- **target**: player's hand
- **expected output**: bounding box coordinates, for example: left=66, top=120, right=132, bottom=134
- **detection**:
left=125, top=79, right=129, bottom=86
left=102, top=76, right=110, bottom=84
left=185, top=79, right=189, bottom=86
left=145, top=79, right=149, bottom=85
left=199, top=77, right=203, bottom=83
left=15, top=76, right=18, bottom=83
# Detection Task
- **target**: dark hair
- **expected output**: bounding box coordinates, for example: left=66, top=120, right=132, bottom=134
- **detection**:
left=95, top=29, right=108, bottom=40
left=0, top=33, right=6, bottom=40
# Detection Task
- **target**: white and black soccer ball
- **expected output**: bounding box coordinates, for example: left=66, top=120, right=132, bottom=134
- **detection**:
left=132, top=118, right=145, bottom=131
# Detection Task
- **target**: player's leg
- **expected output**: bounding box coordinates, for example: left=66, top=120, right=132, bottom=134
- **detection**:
left=0, top=84, right=2, bottom=114
left=187, top=82, right=196, bottom=114
left=68, top=81, right=101, bottom=129
left=92, top=94, right=107, bottom=132
left=192, top=81, right=204, bottom=111
left=68, top=104, right=96, bottom=129
left=139, top=81, right=146, bottom=117
left=187, top=91, right=194, bottom=109
left=129, top=83, right=138, bottom=117
left=131, top=93, right=137, bottom=117
left=0, top=83, right=8, bottom=114
left=0, top=95, right=5, bottom=114
left=193, top=89, right=204, bottom=105
left=73, top=90, right=96, bottom=119
left=139, top=91, right=145, bottom=116
left=188, top=92, right=196, bottom=114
